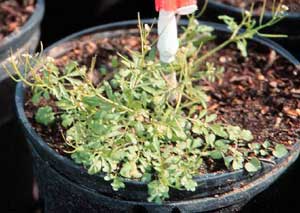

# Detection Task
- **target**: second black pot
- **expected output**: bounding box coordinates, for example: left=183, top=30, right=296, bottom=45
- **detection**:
left=0, top=0, right=45, bottom=127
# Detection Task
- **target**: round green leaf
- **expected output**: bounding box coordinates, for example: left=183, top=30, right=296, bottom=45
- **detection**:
left=273, top=144, right=288, bottom=158
left=245, top=157, right=261, bottom=173
left=210, top=150, right=223, bottom=160
left=35, top=106, right=55, bottom=126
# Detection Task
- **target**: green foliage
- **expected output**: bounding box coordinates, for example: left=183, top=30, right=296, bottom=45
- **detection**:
left=226, top=125, right=253, bottom=142
left=148, top=180, right=170, bottom=203
left=273, top=144, right=288, bottom=158
left=245, top=157, right=261, bottom=173
left=217, top=3, right=287, bottom=58
left=35, top=106, right=55, bottom=126
left=3, top=5, right=290, bottom=203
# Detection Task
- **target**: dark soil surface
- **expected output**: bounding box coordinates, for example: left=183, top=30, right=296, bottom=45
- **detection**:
left=24, top=33, right=300, bottom=173
left=0, top=0, right=35, bottom=42
left=217, top=0, right=300, bottom=13
left=202, top=41, right=300, bottom=148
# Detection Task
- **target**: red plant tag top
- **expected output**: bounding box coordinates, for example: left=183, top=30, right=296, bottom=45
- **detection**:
left=155, top=0, right=197, bottom=12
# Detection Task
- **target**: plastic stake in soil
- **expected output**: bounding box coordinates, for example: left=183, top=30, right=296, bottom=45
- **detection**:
left=155, top=0, right=197, bottom=63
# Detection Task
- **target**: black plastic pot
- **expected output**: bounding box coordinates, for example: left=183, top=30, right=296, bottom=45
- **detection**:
left=0, top=0, right=45, bottom=127
left=15, top=20, right=300, bottom=213
left=202, top=0, right=300, bottom=53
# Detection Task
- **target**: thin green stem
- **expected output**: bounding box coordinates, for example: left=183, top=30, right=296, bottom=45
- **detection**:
left=193, top=39, right=233, bottom=69
left=89, top=84, right=134, bottom=113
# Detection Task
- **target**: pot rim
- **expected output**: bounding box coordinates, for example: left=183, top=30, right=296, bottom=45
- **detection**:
left=0, top=0, right=45, bottom=51
left=15, top=19, right=300, bottom=187
left=207, top=0, right=300, bottom=19
left=30, top=140, right=299, bottom=210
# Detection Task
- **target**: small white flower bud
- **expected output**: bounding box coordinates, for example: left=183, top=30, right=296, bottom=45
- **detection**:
left=144, top=24, right=151, bottom=33
left=281, top=5, right=289, bottom=12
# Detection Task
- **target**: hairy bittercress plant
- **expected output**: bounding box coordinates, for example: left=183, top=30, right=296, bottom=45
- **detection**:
left=3, top=3, right=289, bottom=203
